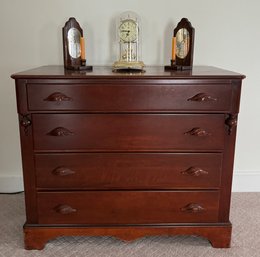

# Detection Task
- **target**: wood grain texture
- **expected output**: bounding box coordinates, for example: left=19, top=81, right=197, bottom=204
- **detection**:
left=12, top=66, right=244, bottom=249
left=23, top=224, right=232, bottom=250
left=37, top=191, right=220, bottom=224
left=32, top=114, right=225, bottom=151
left=11, top=65, right=245, bottom=79
left=27, top=83, right=232, bottom=112
left=35, top=153, right=222, bottom=189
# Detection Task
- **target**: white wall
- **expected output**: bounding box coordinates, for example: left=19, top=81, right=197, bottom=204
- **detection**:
left=0, top=0, right=259, bottom=192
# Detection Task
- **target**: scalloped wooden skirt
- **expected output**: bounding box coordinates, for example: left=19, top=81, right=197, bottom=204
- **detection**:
left=24, top=223, right=232, bottom=250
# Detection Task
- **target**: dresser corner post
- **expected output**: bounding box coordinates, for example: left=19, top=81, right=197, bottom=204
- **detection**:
left=15, top=79, right=28, bottom=114
left=218, top=112, right=239, bottom=222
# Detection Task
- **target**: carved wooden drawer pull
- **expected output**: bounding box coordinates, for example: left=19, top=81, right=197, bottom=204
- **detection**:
left=54, top=204, right=77, bottom=215
left=188, top=93, right=217, bottom=102
left=52, top=167, right=76, bottom=176
left=181, top=203, right=205, bottom=213
left=47, top=127, right=74, bottom=136
left=44, top=92, right=72, bottom=102
left=184, top=127, right=211, bottom=137
left=181, top=167, right=208, bottom=177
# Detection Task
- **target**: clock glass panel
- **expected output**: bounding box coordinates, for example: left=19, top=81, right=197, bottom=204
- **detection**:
left=176, top=28, right=190, bottom=59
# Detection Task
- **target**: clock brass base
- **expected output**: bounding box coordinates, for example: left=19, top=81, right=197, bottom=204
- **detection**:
left=113, top=61, right=145, bottom=72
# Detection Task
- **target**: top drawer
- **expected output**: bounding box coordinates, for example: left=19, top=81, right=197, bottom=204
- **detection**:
left=26, top=83, right=232, bottom=112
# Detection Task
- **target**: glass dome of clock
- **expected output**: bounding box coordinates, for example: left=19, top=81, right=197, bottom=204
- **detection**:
left=113, top=11, right=144, bottom=71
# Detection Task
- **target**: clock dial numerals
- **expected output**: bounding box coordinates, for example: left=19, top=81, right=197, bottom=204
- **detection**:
left=119, top=19, right=138, bottom=42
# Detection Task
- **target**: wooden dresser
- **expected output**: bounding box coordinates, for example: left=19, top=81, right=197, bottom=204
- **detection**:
left=12, top=66, right=245, bottom=250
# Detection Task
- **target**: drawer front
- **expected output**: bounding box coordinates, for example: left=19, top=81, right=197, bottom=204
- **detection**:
left=32, top=114, right=225, bottom=151
left=37, top=191, right=220, bottom=224
left=27, top=83, right=232, bottom=112
left=35, top=153, right=222, bottom=189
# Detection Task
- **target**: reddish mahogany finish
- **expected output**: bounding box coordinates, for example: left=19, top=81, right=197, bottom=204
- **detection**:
left=37, top=191, right=220, bottom=224
left=32, top=114, right=225, bottom=151
left=11, top=66, right=245, bottom=249
left=27, top=83, right=232, bottom=112
left=35, top=153, right=222, bottom=189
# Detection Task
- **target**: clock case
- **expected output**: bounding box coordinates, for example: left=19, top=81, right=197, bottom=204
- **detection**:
left=113, top=11, right=145, bottom=72
left=62, top=17, right=92, bottom=71
left=165, top=18, right=195, bottom=71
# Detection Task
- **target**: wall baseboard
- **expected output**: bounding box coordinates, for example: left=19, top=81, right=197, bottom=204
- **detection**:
left=0, top=172, right=259, bottom=193
left=0, top=175, right=24, bottom=193
left=232, top=172, right=260, bottom=192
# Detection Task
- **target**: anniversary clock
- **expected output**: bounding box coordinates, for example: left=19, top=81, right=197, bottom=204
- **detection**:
left=113, top=11, right=145, bottom=71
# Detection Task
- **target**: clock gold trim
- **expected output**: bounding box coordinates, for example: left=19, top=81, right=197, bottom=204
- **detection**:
left=113, top=60, right=145, bottom=71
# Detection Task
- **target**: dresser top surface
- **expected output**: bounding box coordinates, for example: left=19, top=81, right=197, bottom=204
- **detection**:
left=11, top=65, right=245, bottom=80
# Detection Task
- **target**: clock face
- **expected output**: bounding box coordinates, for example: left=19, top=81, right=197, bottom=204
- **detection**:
left=119, top=19, right=138, bottom=42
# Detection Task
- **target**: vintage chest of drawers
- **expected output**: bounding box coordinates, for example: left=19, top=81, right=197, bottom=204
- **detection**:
left=12, top=66, right=245, bottom=249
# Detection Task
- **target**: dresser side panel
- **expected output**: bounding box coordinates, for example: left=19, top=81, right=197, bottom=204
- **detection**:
left=15, top=79, right=38, bottom=223
left=218, top=80, right=242, bottom=221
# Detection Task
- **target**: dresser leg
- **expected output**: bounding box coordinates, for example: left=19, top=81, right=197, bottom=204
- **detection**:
left=24, top=227, right=52, bottom=250
left=207, top=228, right=232, bottom=248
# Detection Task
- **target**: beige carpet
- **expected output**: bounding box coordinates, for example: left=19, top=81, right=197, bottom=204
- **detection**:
left=0, top=192, right=259, bottom=257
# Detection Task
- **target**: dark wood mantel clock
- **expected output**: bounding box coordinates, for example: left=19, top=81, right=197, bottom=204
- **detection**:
left=62, top=17, right=92, bottom=71
left=165, top=18, right=195, bottom=71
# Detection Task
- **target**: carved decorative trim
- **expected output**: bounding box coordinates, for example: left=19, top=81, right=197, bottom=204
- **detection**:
left=20, top=114, right=31, bottom=136
left=54, top=204, right=77, bottom=215
left=181, top=203, right=205, bottom=213
left=47, top=127, right=74, bottom=137
left=181, top=167, right=208, bottom=177
left=188, top=93, right=217, bottom=102
left=44, top=92, right=72, bottom=102
left=52, top=167, right=76, bottom=176
left=225, top=114, right=237, bottom=135
left=184, top=127, right=211, bottom=137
